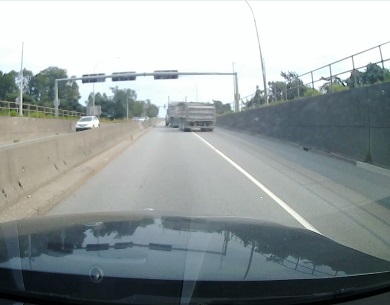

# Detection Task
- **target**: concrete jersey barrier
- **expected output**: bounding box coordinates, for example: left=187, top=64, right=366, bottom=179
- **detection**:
left=0, top=119, right=156, bottom=211
left=0, top=117, right=77, bottom=143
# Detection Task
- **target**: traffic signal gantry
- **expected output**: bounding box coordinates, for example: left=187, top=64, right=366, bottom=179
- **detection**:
left=54, top=70, right=239, bottom=116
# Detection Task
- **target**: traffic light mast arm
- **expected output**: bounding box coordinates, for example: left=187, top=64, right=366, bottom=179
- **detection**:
left=54, top=71, right=239, bottom=116
left=55, top=71, right=238, bottom=82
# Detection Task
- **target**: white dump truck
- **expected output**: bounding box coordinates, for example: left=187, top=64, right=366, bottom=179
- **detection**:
left=165, top=102, right=216, bottom=132
left=165, top=102, right=183, bottom=128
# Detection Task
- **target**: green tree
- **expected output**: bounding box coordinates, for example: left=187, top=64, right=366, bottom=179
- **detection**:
left=385, top=72, right=390, bottom=83
left=345, top=69, right=365, bottom=88
left=111, top=87, right=138, bottom=118
left=29, top=67, right=65, bottom=104
left=145, top=100, right=159, bottom=117
left=87, top=88, right=145, bottom=119
left=319, top=76, right=347, bottom=93
left=0, top=70, right=18, bottom=100
left=244, top=85, right=264, bottom=109
left=363, top=63, right=390, bottom=84
left=345, top=63, right=390, bottom=88
left=59, top=76, right=83, bottom=112
left=28, top=66, right=81, bottom=110
left=213, top=100, right=232, bottom=114
left=87, top=92, right=113, bottom=118
left=112, top=86, right=127, bottom=118
left=268, top=81, right=287, bottom=102
left=280, top=71, right=307, bottom=100
left=304, top=88, right=322, bottom=97
left=330, top=83, right=349, bottom=93
left=130, top=100, right=144, bottom=118
left=18, top=69, right=36, bottom=103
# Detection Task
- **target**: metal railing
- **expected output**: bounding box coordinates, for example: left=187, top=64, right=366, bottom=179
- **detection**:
left=0, top=100, right=84, bottom=118
left=296, top=40, right=390, bottom=96
left=230, top=41, right=390, bottom=112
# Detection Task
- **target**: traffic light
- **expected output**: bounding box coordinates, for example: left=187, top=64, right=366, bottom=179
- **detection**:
left=154, top=70, right=179, bottom=80
left=82, top=73, right=106, bottom=83
left=112, top=72, right=136, bottom=82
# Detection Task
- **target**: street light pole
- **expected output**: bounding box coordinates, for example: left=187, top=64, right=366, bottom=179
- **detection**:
left=245, top=0, right=268, bottom=105
left=54, top=80, right=59, bottom=117
left=92, top=82, right=95, bottom=116
left=19, top=42, right=24, bottom=116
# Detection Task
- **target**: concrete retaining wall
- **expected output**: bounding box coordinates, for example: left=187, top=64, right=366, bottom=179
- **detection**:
left=0, top=117, right=76, bottom=142
left=0, top=120, right=156, bottom=210
left=217, top=83, right=390, bottom=168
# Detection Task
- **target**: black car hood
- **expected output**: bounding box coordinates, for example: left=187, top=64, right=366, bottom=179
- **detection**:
left=0, top=211, right=389, bottom=304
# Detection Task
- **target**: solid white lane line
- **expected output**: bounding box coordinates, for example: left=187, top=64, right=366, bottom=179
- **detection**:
left=193, top=132, right=322, bottom=235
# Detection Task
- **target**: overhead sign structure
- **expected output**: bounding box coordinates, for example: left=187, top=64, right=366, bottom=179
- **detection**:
left=112, top=72, right=136, bottom=82
left=54, top=70, right=240, bottom=116
left=81, top=73, right=106, bottom=83
left=154, top=70, right=179, bottom=80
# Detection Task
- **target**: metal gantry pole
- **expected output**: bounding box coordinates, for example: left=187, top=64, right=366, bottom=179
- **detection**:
left=234, top=72, right=239, bottom=112
left=232, top=63, right=240, bottom=112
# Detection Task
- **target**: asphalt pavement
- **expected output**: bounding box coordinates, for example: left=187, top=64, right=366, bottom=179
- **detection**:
left=48, top=124, right=390, bottom=261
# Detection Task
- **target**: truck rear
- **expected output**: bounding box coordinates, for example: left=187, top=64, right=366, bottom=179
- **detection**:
left=178, top=102, right=216, bottom=132
left=165, top=102, right=184, bottom=128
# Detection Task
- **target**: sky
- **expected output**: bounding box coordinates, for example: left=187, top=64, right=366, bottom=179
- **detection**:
left=1, top=0, right=389, bottom=117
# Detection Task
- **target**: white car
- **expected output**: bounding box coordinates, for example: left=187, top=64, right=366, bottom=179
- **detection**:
left=132, top=117, right=148, bottom=122
left=138, top=116, right=150, bottom=122
left=75, top=116, right=100, bottom=132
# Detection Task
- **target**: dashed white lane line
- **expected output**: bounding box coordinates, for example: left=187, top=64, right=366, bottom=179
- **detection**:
left=193, top=132, right=321, bottom=235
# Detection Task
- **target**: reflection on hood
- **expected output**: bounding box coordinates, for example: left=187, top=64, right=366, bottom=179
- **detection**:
left=0, top=212, right=389, bottom=305
left=0, top=212, right=389, bottom=282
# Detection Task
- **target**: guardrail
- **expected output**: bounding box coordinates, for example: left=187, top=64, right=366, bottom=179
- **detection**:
left=229, top=41, right=390, bottom=112
left=296, top=40, right=390, bottom=96
left=0, top=100, right=84, bottom=118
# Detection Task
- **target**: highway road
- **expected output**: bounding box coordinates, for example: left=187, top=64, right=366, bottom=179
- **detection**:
left=48, top=123, right=390, bottom=261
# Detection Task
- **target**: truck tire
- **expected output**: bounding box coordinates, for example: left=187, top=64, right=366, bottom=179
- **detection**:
left=182, top=119, right=190, bottom=132
left=179, top=119, right=184, bottom=131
